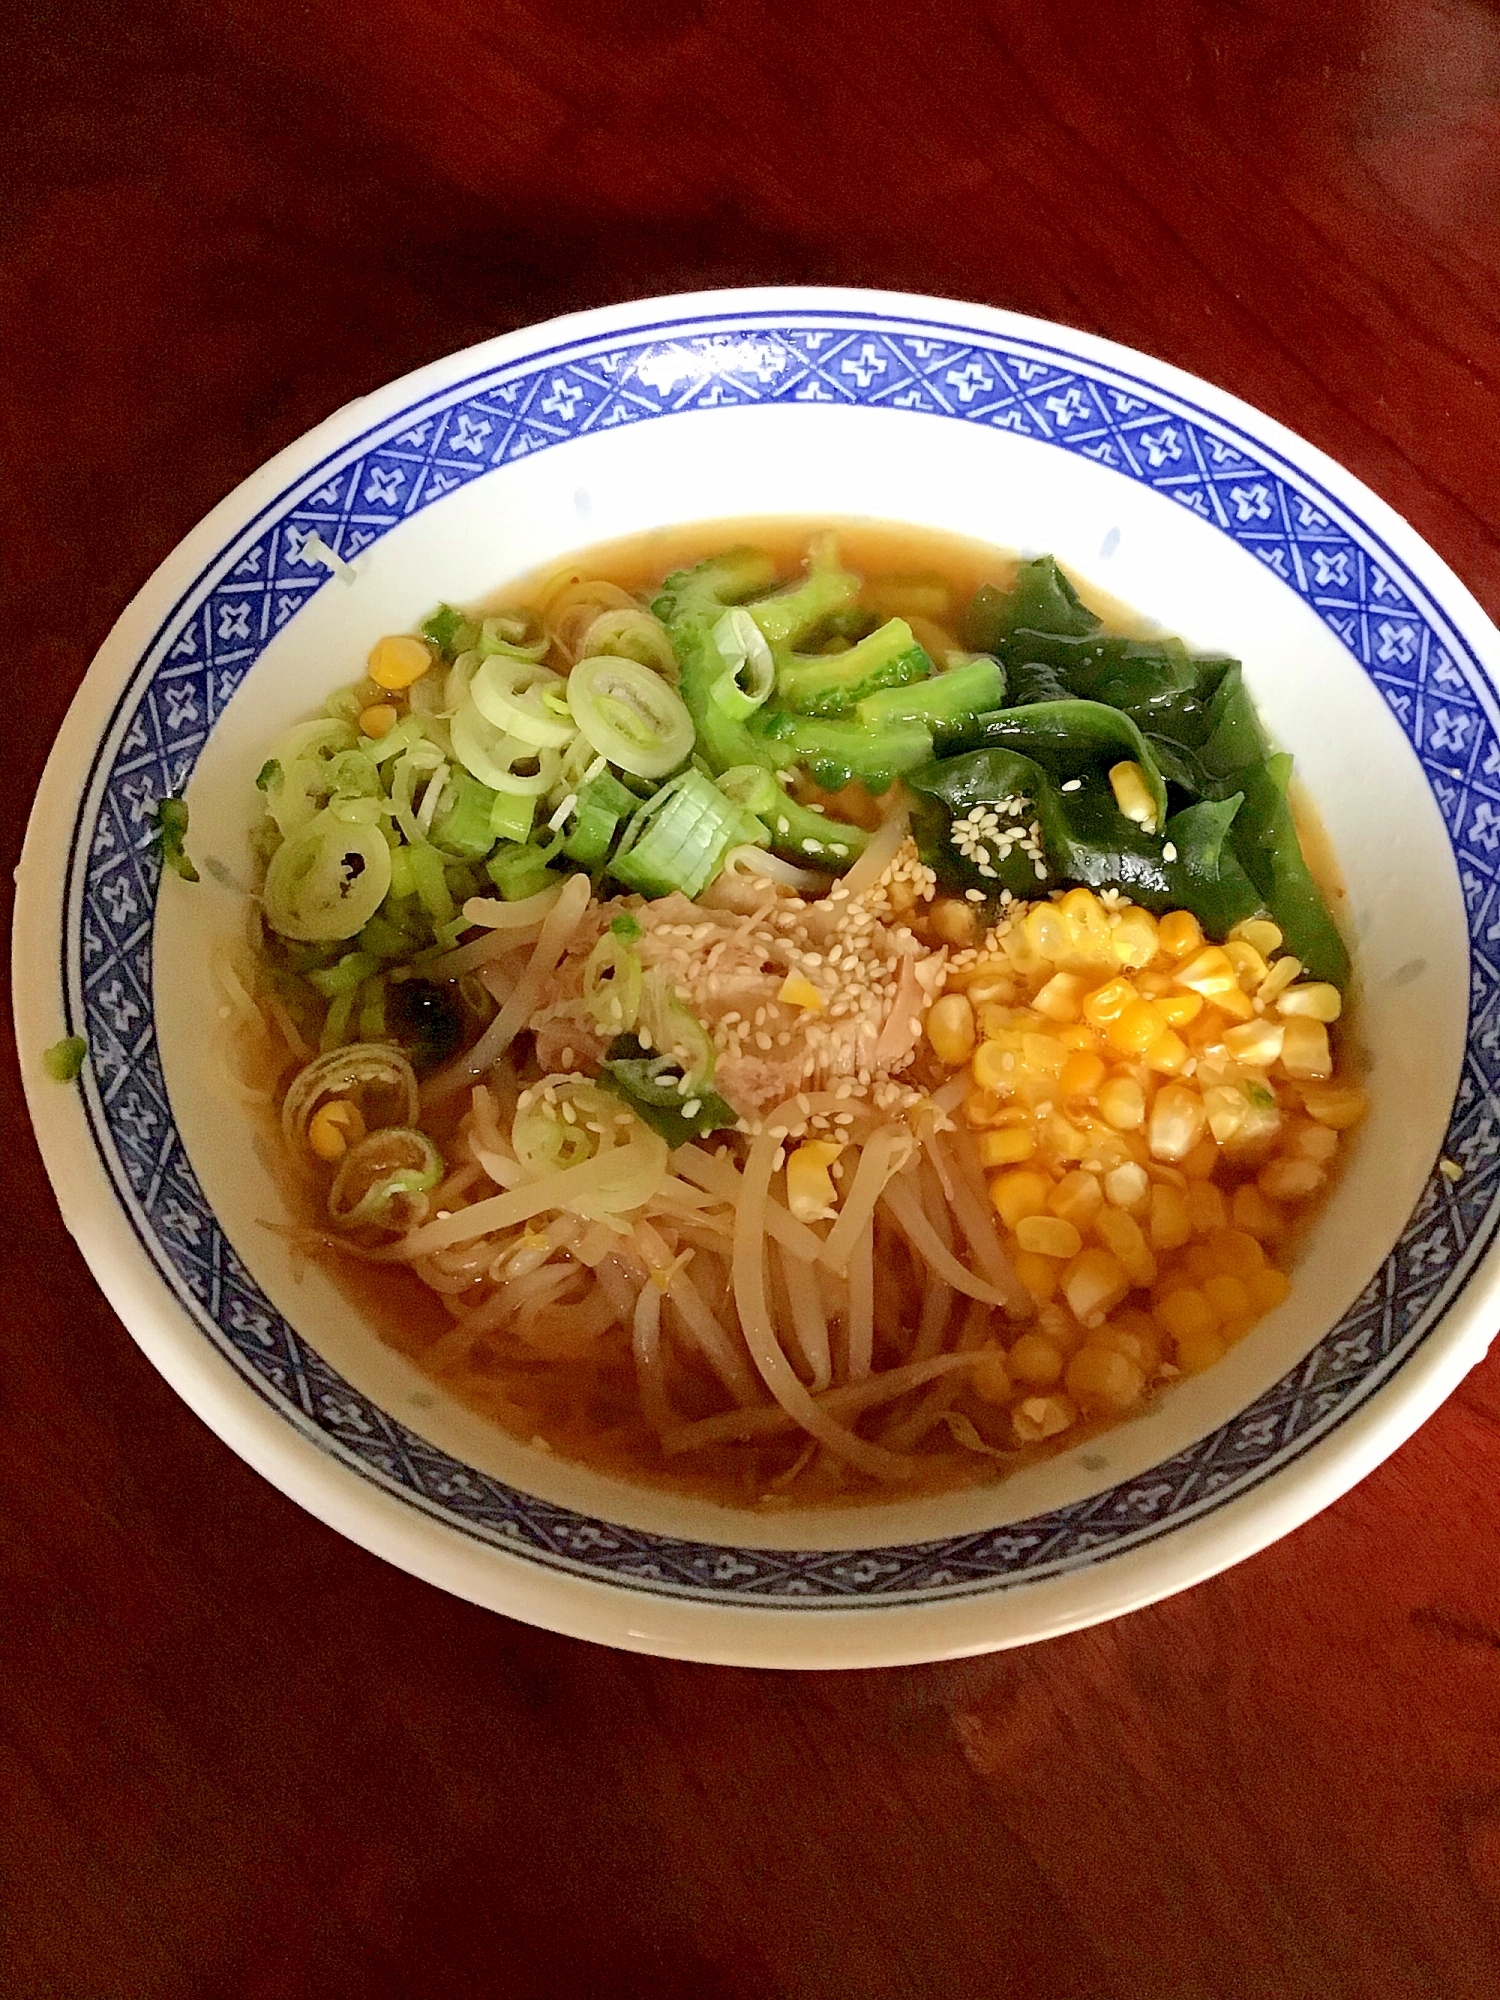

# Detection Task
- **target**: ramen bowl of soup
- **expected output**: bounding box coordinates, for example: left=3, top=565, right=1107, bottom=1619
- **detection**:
left=15, top=289, right=1497, bottom=1667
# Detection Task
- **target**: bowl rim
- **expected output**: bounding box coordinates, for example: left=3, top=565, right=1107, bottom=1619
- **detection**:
left=15, top=283, right=1500, bottom=1667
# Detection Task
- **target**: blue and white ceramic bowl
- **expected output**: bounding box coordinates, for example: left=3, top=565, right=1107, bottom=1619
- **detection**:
left=16, top=289, right=1499, bottom=1666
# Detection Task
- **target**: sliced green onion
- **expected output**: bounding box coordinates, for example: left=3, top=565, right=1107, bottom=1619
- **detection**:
left=577, top=607, right=678, bottom=681
left=610, top=912, right=642, bottom=941
left=319, top=988, right=356, bottom=1051
left=323, top=748, right=381, bottom=801
left=282, top=1043, right=420, bottom=1148
left=356, top=975, right=387, bottom=1043
left=638, top=969, right=715, bottom=1089
left=451, top=695, right=563, bottom=795
left=470, top=656, right=575, bottom=748
left=512, top=1077, right=625, bottom=1176
left=715, top=764, right=778, bottom=815
left=328, top=1128, right=444, bottom=1228
left=423, top=604, right=477, bottom=657
left=583, top=930, right=643, bottom=1035
left=567, top=656, right=694, bottom=779
left=152, top=796, right=200, bottom=882
left=561, top=769, right=639, bottom=868
left=256, top=759, right=281, bottom=793
left=431, top=770, right=499, bottom=860
left=709, top=608, right=776, bottom=719
left=487, top=787, right=535, bottom=846
left=486, top=841, right=559, bottom=902
left=307, top=950, right=381, bottom=998
left=263, top=808, right=392, bottom=941
left=406, top=841, right=456, bottom=924
left=611, top=768, right=767, bottom=900
left=478, top=610, right=549, bottom=662
left=43, top=1036, right=87, bottom=1082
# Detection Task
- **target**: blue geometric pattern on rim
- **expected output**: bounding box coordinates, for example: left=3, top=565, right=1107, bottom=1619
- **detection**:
left=65, top=310, right=1500, bottom=1606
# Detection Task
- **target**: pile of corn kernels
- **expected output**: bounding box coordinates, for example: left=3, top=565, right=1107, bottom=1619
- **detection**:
left=919, top=887, right=1367, bottom=1445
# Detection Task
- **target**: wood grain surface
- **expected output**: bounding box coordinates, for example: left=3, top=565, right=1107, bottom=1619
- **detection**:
left=6, top=2, right=1500, bottom=1993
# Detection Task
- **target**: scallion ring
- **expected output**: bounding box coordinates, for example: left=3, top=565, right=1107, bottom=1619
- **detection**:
left=263, top=808, right=393, bottom=941
left=566, top=656, right=694, bottom=780
left=470, top=656, right=575, bottom=748
left=451, top=696, right=565, bottom=795
left=327, top=1127, right=444, bottom=1228
left=708, top=608, right=775, bottom=719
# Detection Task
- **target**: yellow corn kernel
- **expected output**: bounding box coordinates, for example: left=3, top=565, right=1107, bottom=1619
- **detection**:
left=1020, top=1033, right=1067, bottom=1080
left=308, top=1098, right=366, bottom=1161
left=1231, top=1183, right=1284, bottom=1240
left=1059, top=1051, right=1107, bottom=1100
left=1104, top=1162, right=1150, bottom=1212
left=1049, top=1168, right=1104, bottom=1228
left=1024, top=903, right=1071, bottom=964
left=1203, top=1273, right=1252, bottom=1320
left=1174, top=1323, right=1229, bottom=1375
left=1055, top=1022, right=1101, bottom=1052
left=925, top=992, right=974, bottom=1063
left=1106, top=997, right=1167, bottom=1056
left=785, top=1140, right=843, bottom=1222
left=1258, top=1156, right=1325, bottom=1203
left=970, top=1041, right=1013, bottom=1095
left=1061, top=886, right=1113, bottom=948
left=1142, top=1028, right=1190, bottom=1075
left=1202, top=1084, right=1249, bottom=1145
left=963, top=1087, right=1005, bottom=1128
left=1097, top=1075, right=1146, bottom=1130
left=1180, top=1241, right=1219, bottom=1284
left=1300, top=1082, right=1368, bottom=1130
left=1082, top=977, right=1136, bottom=1029
left=1109, top=759, right=1158, bottom=830
left=1247, top=1265, right=1292, bottom=1314
left=1206, top=982, right=1256, bottom=1022
left=779, top=970, right=826, bottom=1015
left=1156, top=1285, right=1221, bottom=1343
left=1036, top=1302, right=1089, bottom=1357
left=1016, top=1214, right=1083, bottom=1260
left=971, top=1350, right=1013, bottom=1404
left=1063, top=1247, right=1131, bottom=1326
left=358, top=702, right=400, bottom=739
left=1148, top=1082, right=1206, bottom=1163
left=928, top=897, right=978, bottom=947
left=1111, top=907, right=1160, bottom=969
left=1157, top=910, right=1203, bottom=961
left=977, top=1002, right=1019, bottom=1040
left=1155, top=991, right=1203, bottom=1029
left=990, top=1169, right=1051, bottom=1229
left=1066, top=1344, right=1146, bottom=1415
left=1090, top=1314, right=1162, bottom=1377
left=1012, top=1393, right=1079, bottom=1444
left=1012, top=1249, right=1062, bottom=1303
left=1280, top=1017, right=1332, bottom=1081
left=978, top=1126, right=1036, bottom=1168
left=1007, top=1332, right=1065, bottom=1387
left=1277, top=982, right=1342, bottom=1023
left=1094, top=1206, right=1157, bottom=1285
left=1032, top=972, right=1086, bottom=1023
left=1180, top=1134, right=1221, bottom=1180
left=1287, top=1119, right=1339, bottom=1164
left=1225, top=940, right=1269, bottom=991
left=1174, top=945, right=1239, bottom=997
left=1257, top=953, right=1303, bottom=1006
left=1206, top=1227, right=1265, bottom=1278
left=1184, top=1179, right=1228, bottom=1236
left=367, top=634, right=433, bottom=690
left=1149, top=1183, right=1192, bottom=1252
left=1222, top=1017, right=1284, bottom=1067
left=1230, top=917, right=1283, bottom=958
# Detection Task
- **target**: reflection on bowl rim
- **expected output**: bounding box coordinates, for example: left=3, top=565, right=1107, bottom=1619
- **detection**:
left=14, top=287, right=1500, bottom=1666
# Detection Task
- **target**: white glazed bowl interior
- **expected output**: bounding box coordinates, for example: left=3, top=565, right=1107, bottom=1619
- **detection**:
left=17, top=290, right=1500, bottom=1665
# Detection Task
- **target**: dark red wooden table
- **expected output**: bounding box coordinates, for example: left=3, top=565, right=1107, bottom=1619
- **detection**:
left=7, top=3, right=1500, bottom=1993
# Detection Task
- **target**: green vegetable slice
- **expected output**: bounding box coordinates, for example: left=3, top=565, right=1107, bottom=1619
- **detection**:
left=263, top=808, right=393, bottom=941
left=612, top=769, right=768, bottom=899
left=751, top=711, right=933, bottom=798
left=566, top=655, right=693, bottom=779
left=561, top=769, right=639, bottom=869
left=775, top=617, right=933, bottom=718
left=857, top=654, right=1004, bottom=731
left=43, top=1036, right=87, bottom=1082
left=431, top=771, right=500, bottom=860
left=152, top=796, right=200, bottom=882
